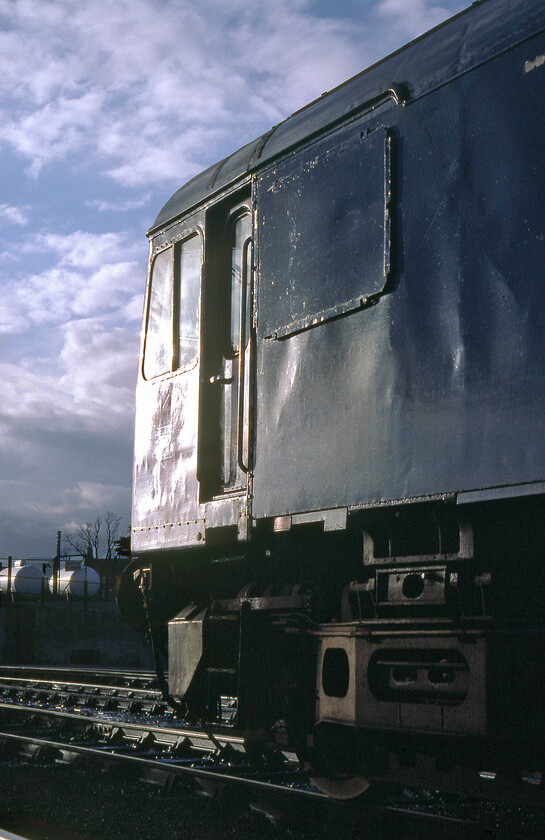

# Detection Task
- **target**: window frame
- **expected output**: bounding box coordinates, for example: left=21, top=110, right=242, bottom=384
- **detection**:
left=223, top=205, right=252, bottom=359
left=142, top=230, right=203, bottom=381
left=256, top=126, right=392, bottom=340
left=174, top=231, right=203, bottom=373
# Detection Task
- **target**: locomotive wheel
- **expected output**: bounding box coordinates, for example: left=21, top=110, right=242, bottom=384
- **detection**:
left=309, top=773, right=370, bottom=800
left=308, top=725, right=370, bottom=799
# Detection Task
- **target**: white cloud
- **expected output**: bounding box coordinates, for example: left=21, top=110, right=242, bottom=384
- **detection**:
left=65, top=481, right=130, bottom=515
left=3, top=91, right=105, bottom=177
left=0, top=204, right=29, bottom=225
left=38, top=230, right=134, bottom=269
left=0, top=332, right=137, bottom=431
left=58, top=318, right=139, bottom=419
left=87, top=194, right=152, bottom=212
left=0, top=0, right=374, bottom=186
left=376, top=0, right=456, bottom=38
left=1, top=230, right=143, bottom=332
left=0, top=226, right=142, bottom=440
left=19, top=481, right=131, bottom=522
left=0, top=220, right=144, bottom=556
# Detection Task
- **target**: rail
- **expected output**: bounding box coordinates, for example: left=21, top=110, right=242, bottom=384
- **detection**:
left=1, top=667, right=544, bottom=836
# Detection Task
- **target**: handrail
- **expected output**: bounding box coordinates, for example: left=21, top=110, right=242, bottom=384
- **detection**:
left=237, top=238, right=252, bottom=474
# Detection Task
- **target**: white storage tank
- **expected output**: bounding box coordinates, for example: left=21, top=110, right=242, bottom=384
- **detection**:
left=49, top=566, right=100, bottom=599
left=0, top=565, right=45, bottom=599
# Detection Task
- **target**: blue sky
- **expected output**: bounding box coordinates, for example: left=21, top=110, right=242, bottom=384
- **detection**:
left=0, top=0, right=468, bottom=559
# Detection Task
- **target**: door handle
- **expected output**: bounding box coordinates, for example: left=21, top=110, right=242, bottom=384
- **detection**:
left=209, top=373, right=233, bottom=385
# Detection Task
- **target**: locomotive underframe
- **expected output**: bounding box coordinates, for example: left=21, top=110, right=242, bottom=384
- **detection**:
left=122, top=494, right=545, bottom=799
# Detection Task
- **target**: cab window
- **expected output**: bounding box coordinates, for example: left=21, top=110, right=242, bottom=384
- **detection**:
left=143, top=233, right=202, bottom=379
left=143, top=247, right=173, bottom=380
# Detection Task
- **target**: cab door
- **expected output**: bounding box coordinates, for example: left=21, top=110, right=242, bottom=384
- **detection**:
left=199, top=201, right=253, bottom=499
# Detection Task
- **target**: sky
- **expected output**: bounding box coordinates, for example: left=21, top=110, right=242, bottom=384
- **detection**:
left=0, top=0, right=469, bottom=559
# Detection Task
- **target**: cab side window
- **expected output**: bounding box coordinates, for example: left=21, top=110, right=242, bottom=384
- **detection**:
left=143, top=233, right=202, bottom=380
left=143, top=247, right=173, bottom=380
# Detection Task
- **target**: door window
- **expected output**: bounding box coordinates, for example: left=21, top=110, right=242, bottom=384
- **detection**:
left=230, top=213, right=252, bottom=354
left=177, top=234, right=202, bottom=369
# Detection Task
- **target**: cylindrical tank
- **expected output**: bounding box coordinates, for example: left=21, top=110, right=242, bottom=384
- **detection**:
left=0, top=565, right=45, bottom=599
left=48, top=566, right=100, bottom=599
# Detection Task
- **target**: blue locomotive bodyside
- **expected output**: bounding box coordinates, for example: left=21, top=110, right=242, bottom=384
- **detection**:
left=132, top=0, right=545, bottom=551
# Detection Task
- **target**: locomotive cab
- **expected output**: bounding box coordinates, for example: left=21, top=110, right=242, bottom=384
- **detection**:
left=132, top=188, right=254, bottom=554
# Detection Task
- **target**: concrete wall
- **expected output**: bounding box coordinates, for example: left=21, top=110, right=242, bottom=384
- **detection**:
left=0, top=600, right=154, bottom=668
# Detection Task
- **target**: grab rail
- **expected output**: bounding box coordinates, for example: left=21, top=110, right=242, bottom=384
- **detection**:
left=237, top=238, right=252, bottom=474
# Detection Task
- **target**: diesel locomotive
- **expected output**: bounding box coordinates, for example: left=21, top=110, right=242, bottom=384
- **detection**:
left=118, top=0, right=545, bottom=799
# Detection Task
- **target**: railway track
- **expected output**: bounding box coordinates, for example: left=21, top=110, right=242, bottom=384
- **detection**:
left=0, top=705, right=318, bottom=800
left=0, top=665, right=321, bottom=802
left=0, top=665, right=167, bottom=716
left=0, top=830, right=33, bottom=840
left=0, top=666, right=544, bottom=838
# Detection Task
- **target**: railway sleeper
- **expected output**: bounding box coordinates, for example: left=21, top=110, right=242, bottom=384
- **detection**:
left=139, top=765, right=179, bottom=791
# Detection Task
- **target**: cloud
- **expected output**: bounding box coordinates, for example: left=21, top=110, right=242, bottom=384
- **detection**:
left=0, top=222, right=144, bottom=556
left=38, top=230, right=134, bottom=270
left=4, top=481, right=129, bottom=522
left=1, top=230, right=143, bottom=332
left=86, top=194, right=153, bottom=212
left=0, top=0, right=373, bottom=187
left=0, top=349, right=134, bottom=556
left=3, top=91, right=106, bottom=177
left=0, top=328, right=137, bottom=431
left=0, top=225, right=142, bottom=443
left=376, top=0, right=456, bottom=38
left=64, top=481, right=130, bottom=516
left=58, top=319, right=139, bottom=420
left=0, top=204, right=29, bottom=225
left=22, top=481, right=131, bottom=522
left=0, top=477, right=131, bottom=558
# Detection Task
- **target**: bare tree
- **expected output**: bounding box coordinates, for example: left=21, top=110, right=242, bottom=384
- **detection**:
left=62, top=522, right=94, bottom=560
left=62, top=513, right=125, bottom=560
left=103, top=512, right=122, bottom=559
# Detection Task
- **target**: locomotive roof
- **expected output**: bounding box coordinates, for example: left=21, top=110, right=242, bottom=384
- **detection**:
left=150, top=0, right=545, bottom=234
